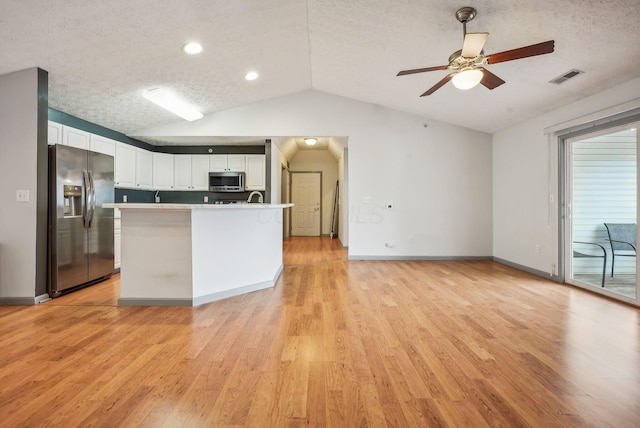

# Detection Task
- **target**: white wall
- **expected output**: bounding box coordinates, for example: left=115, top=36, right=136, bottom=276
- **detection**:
left=493, top=77, right=640, bottom=274
left=0, top=68, right=41, bottom=299
left=290, top=150, right=338, bottom=235
left=134, top=90, right=494, bottom=258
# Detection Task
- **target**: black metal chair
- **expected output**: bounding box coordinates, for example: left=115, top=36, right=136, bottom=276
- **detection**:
left=603, top=223, right=637, bottom=277
left=573, top=241, right=607, bottom=287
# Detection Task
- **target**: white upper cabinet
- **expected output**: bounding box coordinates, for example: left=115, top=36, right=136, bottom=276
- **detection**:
left=89, top=134, right=116, bottom=156
left=136, top=148, right=153, bottom=189
left=173, top=155, right=192, bottom=190
left=114, top=142, right=136, bottom=188
left=191, top=156, right=210, bottom=190
left=48, top=121, right=62, bottom=145
left=210, top=154, right=246, bottom=172
left=245, top=155, right=266, bottom=191
left=174, top=155, right=210, bottom=191
left=62, top=126, right=90, bottom=150
left=48, top=121, right=264, bottom=194
left=209, top=155, right=228, bottom=171
left=227, top=155, right=246, bottom=172
left=152, top=152, right=174, bottom=190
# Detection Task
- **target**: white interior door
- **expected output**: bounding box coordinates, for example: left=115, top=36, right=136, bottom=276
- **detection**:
left=292, top=172, right=321, bottom=236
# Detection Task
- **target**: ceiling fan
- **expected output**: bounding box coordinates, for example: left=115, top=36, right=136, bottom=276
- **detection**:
left=397, top=6, right=555, bottom=96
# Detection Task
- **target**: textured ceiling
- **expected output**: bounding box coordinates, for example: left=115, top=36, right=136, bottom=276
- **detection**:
left=1, top=0, right=640, bottom=139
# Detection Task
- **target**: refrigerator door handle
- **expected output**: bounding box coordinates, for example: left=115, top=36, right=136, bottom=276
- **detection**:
left=82, top=170, right=90, bottom=229
left=87, top=171, right=96, bottom=228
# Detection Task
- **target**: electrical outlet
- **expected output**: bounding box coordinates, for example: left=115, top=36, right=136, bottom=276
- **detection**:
left=409, top=234, right=415, bottom=243
left=535, top=244, right=540, bottom=253
left=16, top=190, right=29, bottom=202
left=123, top=195, right=127, bottom=203
left=204, top=196, right=209, bottom=203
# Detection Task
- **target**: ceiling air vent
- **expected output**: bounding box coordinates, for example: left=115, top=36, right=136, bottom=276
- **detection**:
left=549, top=69, right=584, bottom=84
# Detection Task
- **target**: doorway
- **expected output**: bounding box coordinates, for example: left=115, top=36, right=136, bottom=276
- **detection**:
left=291, top=172, right=321, bottom=236
left=564, top=123, right=638, bottom=300
left=281, top=164, right=291, bottom=240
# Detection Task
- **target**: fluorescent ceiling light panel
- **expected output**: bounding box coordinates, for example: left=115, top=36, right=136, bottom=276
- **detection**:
left=143, top=88, right=203, bottom=121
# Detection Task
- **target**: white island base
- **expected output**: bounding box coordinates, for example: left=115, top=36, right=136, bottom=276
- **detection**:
left=105, top=203, right=292, bottom=306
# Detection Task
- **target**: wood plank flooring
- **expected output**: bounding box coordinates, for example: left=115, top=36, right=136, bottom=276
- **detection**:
left=2, top=238, right=639, bottom=426
left=283, top=236, right=347, bottom=266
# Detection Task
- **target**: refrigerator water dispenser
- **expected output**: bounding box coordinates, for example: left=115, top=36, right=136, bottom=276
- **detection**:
left=63, top=185, right=82, bottom=217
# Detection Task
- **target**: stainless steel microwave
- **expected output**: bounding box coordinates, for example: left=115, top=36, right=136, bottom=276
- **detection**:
left=209, top=171, right=245, bottom=192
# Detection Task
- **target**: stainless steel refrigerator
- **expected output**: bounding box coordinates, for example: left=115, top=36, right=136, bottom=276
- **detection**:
left=48, top=144, right=114, bottom=297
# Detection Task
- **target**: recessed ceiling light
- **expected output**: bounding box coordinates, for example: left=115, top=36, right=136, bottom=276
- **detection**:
left=143, top=88, right=203, bottom=121
left=304, top=138, right=317, bottom=146
left=183, top=42, right=203, bottom=55
left=245, top=71, right=259, bottom=81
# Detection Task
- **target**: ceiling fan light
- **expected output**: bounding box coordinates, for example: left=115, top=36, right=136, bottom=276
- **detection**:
left=452, top=69, right=484, bottom=90
left=304, top=138, right=317, bottom=146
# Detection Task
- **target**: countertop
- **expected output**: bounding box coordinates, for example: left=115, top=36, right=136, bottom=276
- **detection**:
left=103, top=203, right=293, bottom=210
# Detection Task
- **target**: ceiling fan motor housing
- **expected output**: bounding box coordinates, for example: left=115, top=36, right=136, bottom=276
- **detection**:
left=448, top=49, right=486, bottom=71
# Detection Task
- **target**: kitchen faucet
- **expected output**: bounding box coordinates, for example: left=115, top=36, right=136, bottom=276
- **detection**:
left=247, top=191, right=263, bottom=203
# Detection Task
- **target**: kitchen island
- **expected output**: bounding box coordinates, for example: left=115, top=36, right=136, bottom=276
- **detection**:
left=103, top=203, right=293, bottom=306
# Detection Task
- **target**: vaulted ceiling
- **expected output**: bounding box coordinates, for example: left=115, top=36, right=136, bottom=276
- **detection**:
left=2, top=0, right=639, bottom=137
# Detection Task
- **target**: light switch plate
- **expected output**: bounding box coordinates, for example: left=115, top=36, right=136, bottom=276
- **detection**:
left=16, top=190, right=29, bottom=202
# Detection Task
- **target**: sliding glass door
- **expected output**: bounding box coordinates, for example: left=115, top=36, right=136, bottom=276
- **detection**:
left=565, top=123, right=638, bottom=301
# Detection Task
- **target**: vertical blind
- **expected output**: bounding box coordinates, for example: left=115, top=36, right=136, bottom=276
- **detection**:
left=572, top=135, right=636, bottom=274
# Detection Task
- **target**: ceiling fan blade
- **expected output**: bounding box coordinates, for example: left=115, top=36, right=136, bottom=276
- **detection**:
left=397, top=65, right=449, bottom=76
left=461, top=32, right=489, bottom=58
left=479, top=68, right=505, bottom=90
left=420, top=74, right=455, bottom=96
left=486, top=40, right=555, bottom=64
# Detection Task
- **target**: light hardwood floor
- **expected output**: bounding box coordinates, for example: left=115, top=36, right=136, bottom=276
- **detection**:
left=1, top=237, right=639, bottom=426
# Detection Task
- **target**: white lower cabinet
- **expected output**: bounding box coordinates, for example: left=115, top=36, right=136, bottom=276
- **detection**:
left=114, top=216, right=121, bottom=269
left=245, top=155, right=266, bottom=191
